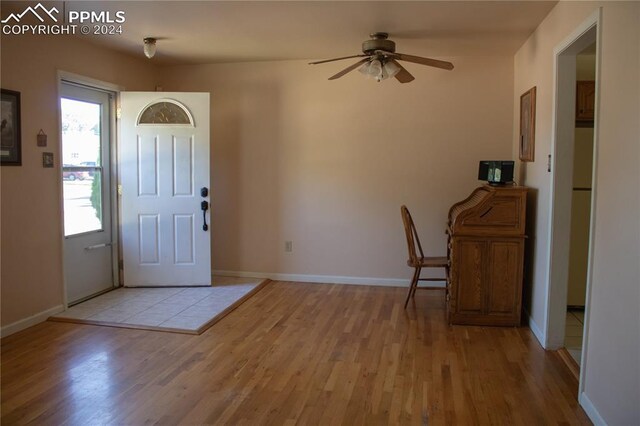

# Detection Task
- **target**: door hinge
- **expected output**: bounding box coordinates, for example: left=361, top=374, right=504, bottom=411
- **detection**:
left=117, top=184, right=123, bottom=196
left=116, top=108, right=122, bottom=119
left=118, top=260, right=124, bottom=270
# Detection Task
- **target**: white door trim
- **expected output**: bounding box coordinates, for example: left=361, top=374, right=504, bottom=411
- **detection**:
left=56, top=71, right=124, bottom=309
left=545, top=7, right=601, bottom=400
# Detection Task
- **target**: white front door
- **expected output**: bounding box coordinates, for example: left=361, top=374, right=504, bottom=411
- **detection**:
left=120, top=92, right=211, bottom=287
left=61, top=82, right=115, bottom=303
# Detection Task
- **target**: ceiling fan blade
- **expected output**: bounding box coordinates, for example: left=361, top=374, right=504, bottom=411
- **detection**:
left=391, top=60, right=415, bottom=83
left=309, top=54, right=368, bottom=65
left=394, top=53, right=454, bottom=70
left=328, top=58, right=371, bottom=80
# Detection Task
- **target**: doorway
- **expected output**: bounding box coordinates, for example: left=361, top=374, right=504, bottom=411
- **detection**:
left=61, top=81, right=116, bottom=304
left=564, top=43, right=596, bottom=367
left=546, top=9, right=600, bottom=391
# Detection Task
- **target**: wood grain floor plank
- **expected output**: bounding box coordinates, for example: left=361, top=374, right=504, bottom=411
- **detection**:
left=1, top=281, right=591, bottom=425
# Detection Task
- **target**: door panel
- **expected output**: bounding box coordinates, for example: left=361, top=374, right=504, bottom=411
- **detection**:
left=137, top=135, right=159, bottom=196
left=174, top=214, right=195, bottom=264
left=139, top=214, right=160, bottom=264
left=487, top=241, right=520, bottom=315
left=121, top=93, right=210, bottom=287
left=173, top=136, right=194, bottom=196
left=61, top=82, right=114, bottom=303
left=455, top=240, right=485, bottom=313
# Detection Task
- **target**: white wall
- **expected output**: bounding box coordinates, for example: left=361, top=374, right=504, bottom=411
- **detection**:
left=159, top=56, right=514, bottom=281
left=513, top=2, right=639, bottom=424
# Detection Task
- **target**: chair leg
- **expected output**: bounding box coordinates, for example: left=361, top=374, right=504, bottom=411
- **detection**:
left=444, top=265, right=450, bottom=298
left=410, top=266, right=422, bottom=300
left=404, top=266, right=420, bottom=309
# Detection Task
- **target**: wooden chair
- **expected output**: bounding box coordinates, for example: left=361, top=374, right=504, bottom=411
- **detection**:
left=400, top=205, right=449, bottom=308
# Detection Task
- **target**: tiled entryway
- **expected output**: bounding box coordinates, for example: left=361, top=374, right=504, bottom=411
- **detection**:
left=50, top=276, right=267, bottom=334
left=565, top=309, right=585, bottom=365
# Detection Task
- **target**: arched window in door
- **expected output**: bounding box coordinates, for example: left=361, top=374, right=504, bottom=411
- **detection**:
left=137, top=99, right=194, bottom=125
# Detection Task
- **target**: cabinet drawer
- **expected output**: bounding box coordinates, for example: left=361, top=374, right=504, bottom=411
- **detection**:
left=576, top=81, right=595, bottom=122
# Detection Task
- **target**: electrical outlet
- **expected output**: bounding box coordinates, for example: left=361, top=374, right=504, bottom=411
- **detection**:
left=285, top=241, right=293, bottom=252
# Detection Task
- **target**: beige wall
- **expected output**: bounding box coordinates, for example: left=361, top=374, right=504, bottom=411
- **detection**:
left=514, top=1, right=639, bottom=423
left=158, top=57, right=514, bottom=279
left=0, top=34, right=157, bottom=327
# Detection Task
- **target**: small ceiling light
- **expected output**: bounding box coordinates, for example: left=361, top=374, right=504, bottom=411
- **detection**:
left=358, top=58, right=400, bottom=82
left=143, top=37, right=157, bottom=59
left=358, top=61, right=371, bottom=77
left=383, top=60, right=401, bottom=79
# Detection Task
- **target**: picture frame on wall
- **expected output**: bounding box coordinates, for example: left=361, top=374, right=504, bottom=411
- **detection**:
left=43, top=152, right=54, bottom=168
left=519, top=86, right=536, bottom=162
left=1, top=89, right=22, bottom=166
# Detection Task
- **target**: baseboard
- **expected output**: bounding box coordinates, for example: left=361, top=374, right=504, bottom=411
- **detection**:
left=213, top=270, right=446, bottom=289
left=556, top=348, right=580, bottom=381
left=523, top=306, right=546, bottom=348
left=1, top=305, right=64, bottom=338
left=579, top=392, right=607, bottom=426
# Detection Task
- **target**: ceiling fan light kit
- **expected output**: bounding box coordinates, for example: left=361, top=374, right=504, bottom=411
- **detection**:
left=143, top=37, right=157, bottom=59
left=309, top=32, right=454, bottom=84
left=358, top=58, right=401, bottom=82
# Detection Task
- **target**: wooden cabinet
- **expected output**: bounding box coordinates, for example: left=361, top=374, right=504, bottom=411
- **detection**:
left=447, top=185, right=527, bottom=326
left=576, top=81, right=595, bottom=123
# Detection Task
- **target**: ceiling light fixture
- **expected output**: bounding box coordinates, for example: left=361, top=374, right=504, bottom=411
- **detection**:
left=143, top=37, right=157, bottom=59
left=358, top=58, right=401, bottom=82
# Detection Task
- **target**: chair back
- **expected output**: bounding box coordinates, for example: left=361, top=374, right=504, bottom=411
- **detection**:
left=401, top=205, right=424, bottom=264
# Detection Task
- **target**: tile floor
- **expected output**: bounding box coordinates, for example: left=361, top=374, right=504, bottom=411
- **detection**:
left=51, top=276, right=265, bottom=333
left=565, top=309, right=585, bottom=365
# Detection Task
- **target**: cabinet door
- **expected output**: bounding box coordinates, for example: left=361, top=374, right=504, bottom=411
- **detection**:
left=454, top=240, right=486, bottom=314
left=576, top=81, right=595, bottom=121
left=487, top=240, right=522, bottom=316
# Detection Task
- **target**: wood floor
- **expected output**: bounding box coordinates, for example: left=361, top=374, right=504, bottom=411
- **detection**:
left=1, top=281, right=590, bottom=425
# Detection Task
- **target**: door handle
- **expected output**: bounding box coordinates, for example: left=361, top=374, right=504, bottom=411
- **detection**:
left=201, top=200, right=209, bottom=231
left=200, top=187, right=209, bottom=231
left=85, top=243, right=112, bottom=251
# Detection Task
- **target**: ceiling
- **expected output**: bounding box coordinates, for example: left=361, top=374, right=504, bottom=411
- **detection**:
left=2, top=1, right=558, bottom=65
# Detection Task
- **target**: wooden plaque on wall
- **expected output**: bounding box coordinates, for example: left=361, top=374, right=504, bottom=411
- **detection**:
left=519, top=86, right=536, bottom=162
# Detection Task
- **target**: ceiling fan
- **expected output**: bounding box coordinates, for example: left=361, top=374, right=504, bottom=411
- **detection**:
left=309, top=32, right=454, bottom=83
